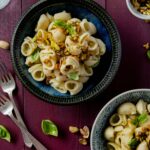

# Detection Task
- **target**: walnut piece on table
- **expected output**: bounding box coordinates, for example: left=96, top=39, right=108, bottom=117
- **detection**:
left=0, top=40, right=9, bottom=50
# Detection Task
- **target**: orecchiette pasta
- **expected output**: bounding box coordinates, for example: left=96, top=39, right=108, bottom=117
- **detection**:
left=54, top=11, right=71, bottom=21
left=21, top=37, right=37, bottom=56
left=80, top=19, right=97, bottom=35
left=96, top=38, right=106, bottom=55
left=50, top=79, right=67, bottom=93
left=40, top=49, right=57, bottom=70
left=51, top=28, right=66, bottom=43
left=104, top=99, right=150, bottom=149
left=79, top=65, right=93, bottom=76
left=21, top=11, right=106, bottom=95
left=35, top=14, right=50, bottom=32
left=25, top=50, right=40, bottom=66
left=64, top=80, right=83, bottom=95
left=28, top=64, right=45, bottom=81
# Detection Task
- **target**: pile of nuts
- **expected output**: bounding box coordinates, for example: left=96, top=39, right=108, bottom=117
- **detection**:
left=69, top=125, right=90, bottom=145
left=131, top=0, right=150, bottom=15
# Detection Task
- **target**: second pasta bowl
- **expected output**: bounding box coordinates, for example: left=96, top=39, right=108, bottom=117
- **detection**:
left=11, top=0, right=121, bottom=104
left=90, top=89, right=150, bottom=150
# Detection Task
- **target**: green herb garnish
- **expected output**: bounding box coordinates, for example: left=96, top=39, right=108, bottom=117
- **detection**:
left=53, top=20, right=76, bottom=36
left=128, top=138, right=139, bottom=149
left=0, top=125, right=11, bottom=142
left=67, top=24, right=76, bottom=36
left=68, top=72, right=79, bottom=80
left=31, top=49, right=40, bottom=61
left=132, top=113, right=148, bottom=126
left=41, top=120, right=58, bottom=137
left=147, top=50, right=150, bottom=60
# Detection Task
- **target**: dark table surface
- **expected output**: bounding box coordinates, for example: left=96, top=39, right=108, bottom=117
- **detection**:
left=0, top=0, right=150, bottom=150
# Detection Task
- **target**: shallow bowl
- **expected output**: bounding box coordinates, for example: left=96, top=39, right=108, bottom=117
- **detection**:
left=90, top=89, right=150, bottom=150
left=11, top=0, right=121, bottom=104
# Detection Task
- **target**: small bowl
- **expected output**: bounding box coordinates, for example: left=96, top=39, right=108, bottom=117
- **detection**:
left=90, top=89, right=150, bottom=150
left=11, top=0, right=121, bottom=104
left=126, top=0, right=150, bottom=20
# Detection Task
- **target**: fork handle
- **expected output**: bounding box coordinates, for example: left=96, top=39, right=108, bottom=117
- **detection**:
left=10, top=114, right=48, bottom=150
left=8, top=92, right=33, bottom=147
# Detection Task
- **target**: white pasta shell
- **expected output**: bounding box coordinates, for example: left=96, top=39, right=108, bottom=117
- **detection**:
left=147, top=104, right=150, bottom=113
left=117, top=102, right=136, bottom=115
left=109, top=114, right=123, bottom=126
left=96, top=38, right=106, bottom=55
left=136, top=141, right=149, bottom=150
left=79, top=76, right=89, bottom=83
left=54, top=11, right=71, bottom=21
left=35, top=14, right=50, bottom=32
left=87, top=36, right=98, bottom=51
left=136, top=99, right=147, bottom=114
left=64, top=80, right=83, bottom=95
left=0, top=40, right=9, bottom=49
left=88, top=22, right=97, bottom=35
left=51, top=28, right=66, bottom=43
left=46, top=12, right=54, bottom=22
left=114, top=126, right=124, bottom=132
left=104, top=126, right=115, bottom=141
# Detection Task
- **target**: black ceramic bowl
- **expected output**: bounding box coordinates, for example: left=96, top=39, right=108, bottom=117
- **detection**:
left=11, top=0, right=121, bottom=104
left=90, top=89, right=150, bottom=150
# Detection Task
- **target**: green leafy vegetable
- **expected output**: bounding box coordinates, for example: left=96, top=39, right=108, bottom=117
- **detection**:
left=31, top=50, right=40, bottom=61
left=53, top=20, right=76, bottom=36
left=0, top=125, right=11, bottom=142
left=53, top=20, right=67, bottom=29
left=25, top=49, right=40, bottom=66
left=128, top=138, right=139, bottom=149
left=67, top=24, right=76, bottom=36
left=147, top=50, right=150, bottom=60
left=132, top=113, right=148, bottom=126
left=41, top=120, right=58, bottom=137
left=68, top=72, right=79, bottom=80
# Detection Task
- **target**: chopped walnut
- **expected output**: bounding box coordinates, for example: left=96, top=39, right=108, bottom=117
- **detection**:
left=80, top=126, right=90, bottom=139
left=69, top=126, right=79, bottom=133
left=135, top=126, right=150, bottom=142
left=0, top=40, right=9, bottom=50
left=143, top=43, right=150, bottom=50
left=79, top=138, right=87, bottom=145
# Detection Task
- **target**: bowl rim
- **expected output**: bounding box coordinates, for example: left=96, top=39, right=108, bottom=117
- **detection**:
left=90, top=88, right=150, bottom=150
left=126, top=0, right=150, bottom=20
left=10, top=0, right=121, bottom=105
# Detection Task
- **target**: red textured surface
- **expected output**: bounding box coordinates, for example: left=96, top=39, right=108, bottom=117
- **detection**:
left=0, top=0, right=150, bottom=150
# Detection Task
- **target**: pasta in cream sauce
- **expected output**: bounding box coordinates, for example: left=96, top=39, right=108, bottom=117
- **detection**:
left=21, top=11, right=106, bottom=95
left=104, top=99, right=150, bottom=150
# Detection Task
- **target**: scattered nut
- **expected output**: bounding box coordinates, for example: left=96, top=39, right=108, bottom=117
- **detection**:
left=144, top=20, right=150, bottom=23
left=0, top=40, right=9, bottom=50
left=69, top=126, right=79, bottom=133
left=79, top=138, right=87, bottom=145
left=143, top=43, right=150, bottom=50
left=80, top=126, right=90, bottom=139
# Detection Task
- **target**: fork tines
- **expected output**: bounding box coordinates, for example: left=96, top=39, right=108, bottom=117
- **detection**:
left=0, top=92, right=9, bottom=101
left=0, top=92, right=9, bottom=104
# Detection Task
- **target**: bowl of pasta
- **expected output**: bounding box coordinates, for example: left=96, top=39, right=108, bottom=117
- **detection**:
left=90, top=89, right=150, bottom=150
left=11, top=0, right=121, bottom=104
